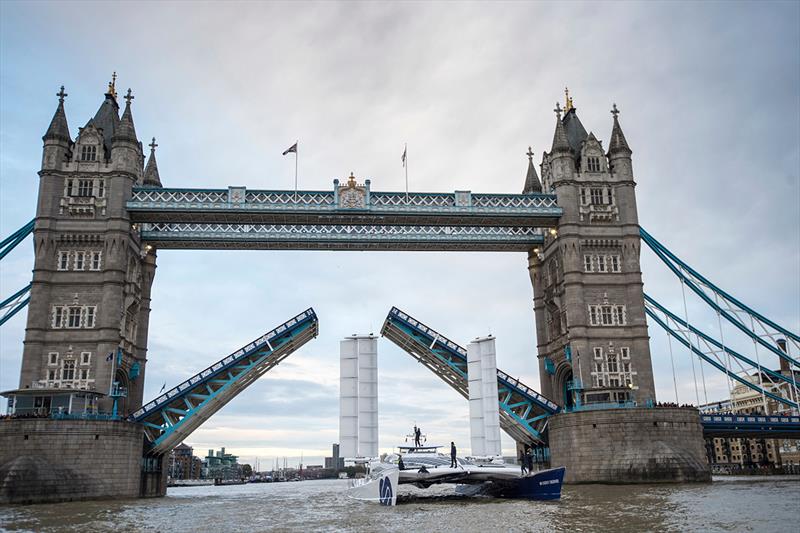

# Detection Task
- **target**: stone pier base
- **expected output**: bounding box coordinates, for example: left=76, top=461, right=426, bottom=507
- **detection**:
left=0, top=419, right=167, bottom=504
left=548, top=407, right=711, bottom=484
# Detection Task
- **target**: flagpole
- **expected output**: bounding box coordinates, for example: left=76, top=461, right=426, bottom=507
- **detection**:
left=404, top=143, right=409, bottom=203
left=294, top=140, right=298, bottom=202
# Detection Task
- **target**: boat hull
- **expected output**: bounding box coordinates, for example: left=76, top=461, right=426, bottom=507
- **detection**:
left=488, top=466, right=566, bottom=500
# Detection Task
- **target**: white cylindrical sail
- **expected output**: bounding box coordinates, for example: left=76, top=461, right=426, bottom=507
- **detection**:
left=468, top=336, right=502, bottom=457
left=357, top=336, right=379, bottom=458
left=467, top=341, right=486, bottom=456
left=339, top=338, right=359, bottom=458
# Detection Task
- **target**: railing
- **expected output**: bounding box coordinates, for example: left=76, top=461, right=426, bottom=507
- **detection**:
left=701, top=414, right=800, bottom=425
left=385, top=306, right=559, bottom=413
left=565, top=401, right=638, bottom=412
left=130, top=308, right=316, bottom=420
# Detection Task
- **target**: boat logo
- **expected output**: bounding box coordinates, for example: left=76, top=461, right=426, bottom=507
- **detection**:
left=379, top=477, right=393, bottom=506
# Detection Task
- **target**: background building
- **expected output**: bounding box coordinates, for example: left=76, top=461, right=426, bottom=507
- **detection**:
left=324, top=443, right=344, bottom=471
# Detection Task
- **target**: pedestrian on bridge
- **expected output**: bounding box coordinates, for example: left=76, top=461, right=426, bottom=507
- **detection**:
left=450, top=442, right=458, bottom=468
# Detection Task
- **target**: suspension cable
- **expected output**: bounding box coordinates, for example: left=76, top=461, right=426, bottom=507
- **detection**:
left=666, top=327, right=679, bottom=403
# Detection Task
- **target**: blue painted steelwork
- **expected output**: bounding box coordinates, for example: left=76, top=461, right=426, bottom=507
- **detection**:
left=381, top=307, right=558, bottom=445
left=131, top=309, right=319, bottom=455
left=0, top=219, right=34, bottom=260
left=701, top=414, right=800, bottom=439
left=0, top=283, right=31, bottom=327
left=645, top=294, right=798, bottom=390
left=0, top=220, right=34, bottom=327
left=645, top=303, right=798, bottom=409
left=127, top=187, right=561, bottom=220
left=138, top=223, right=545, bottom=251
left=640, top=227, right=799, bottom=368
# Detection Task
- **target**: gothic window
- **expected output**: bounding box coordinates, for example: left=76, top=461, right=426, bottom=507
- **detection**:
left=580, top=188, right=587, bottom=205
left=583, top=255, right=592, bottom=272
left=52, top=307, right=65, bottom=328
left=48, top=352, right=59, bottom=365
left=97, top=180, right=105, bottom=198
left=588, top=306, right=599, bottom=326
left=74, top=251, right=85, bottom=270
left=61, top=360, right=76, bottom=381
left=614, top=305, right=627, bottom=325
left=67, top=307, right=82, bottom=328
left=610, top=255, right=621, bottom=273
left=84, top=306, right=96, bottom=328
left=80, top=145, right=97, bottom=161
left=601, top=306, right=613, bottom=325
left=587, top=156, right=601, bottom=173
left=90, top=251, right=102, bottom=271
left=621, top=347, right=630, bottom=359
left=77, top=179, right=93, bottom=197
left=58, top=251, right=70, bottom=270
left=597, top=255, right=607, bottom=272
left=590, top=188, right=604, bottom=205
left=593, top=347, right=603, bottom=359
left=607, top=354, right=618, bottom=373
left=80, top=352, right=91, bottom=365
left=47, top=369, right=57, bottom=381
left=79, top=368, right=90, bottom=380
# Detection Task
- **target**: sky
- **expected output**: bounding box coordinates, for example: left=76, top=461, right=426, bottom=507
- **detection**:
left=1, top=1, right=798, bottom=467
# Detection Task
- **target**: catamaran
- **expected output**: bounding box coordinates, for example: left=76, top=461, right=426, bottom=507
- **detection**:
left=346, top=444, right=565, bottom=506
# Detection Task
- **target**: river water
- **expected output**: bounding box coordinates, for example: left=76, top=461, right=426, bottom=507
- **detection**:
left=1, top=477, right=797, bottom=532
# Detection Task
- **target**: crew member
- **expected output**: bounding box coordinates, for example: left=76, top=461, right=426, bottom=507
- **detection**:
left=450, top=441, right=458, bottom=468
left=415, top=426, right=422, bottom=448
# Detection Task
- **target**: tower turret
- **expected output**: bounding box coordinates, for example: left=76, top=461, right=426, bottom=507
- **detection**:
left=143, top=137, right=162, bottom=187
left=112, top=88, right=142, bottom=177
left=41, top=86, right=72, bottom=170
left=522, top=146, right=542, bottom=194
left=607, top=103, right=633, bottom=176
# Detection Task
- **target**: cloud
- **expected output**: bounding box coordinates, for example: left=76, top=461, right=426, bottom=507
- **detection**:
left=1, top=1, right=798, bottom=461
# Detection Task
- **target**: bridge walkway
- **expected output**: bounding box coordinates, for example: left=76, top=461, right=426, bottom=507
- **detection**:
left=381, top=307, right=559, bottom=446
left=130, top=309, right=318, bottom=455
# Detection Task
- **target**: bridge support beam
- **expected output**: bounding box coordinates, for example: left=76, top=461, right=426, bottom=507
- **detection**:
left=548, top=407, right=711, bottom=484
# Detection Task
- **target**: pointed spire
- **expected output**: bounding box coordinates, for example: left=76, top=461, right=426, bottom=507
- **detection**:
left=43, top=86, right=72, bottom=143
left=143, top=137, right=162, bottom=187
left=523, top=146, right=542, bottom=194
left=551, top=102, right=570, bottom=154
left=608, top=103, right=631, bottom=155
left=113, top=88, right=138, bottom=144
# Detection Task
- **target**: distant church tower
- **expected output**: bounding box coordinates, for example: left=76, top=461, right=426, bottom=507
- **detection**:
left=19, top=77, right=162, bottom=414
left=528, top=90, right=656, bottom=408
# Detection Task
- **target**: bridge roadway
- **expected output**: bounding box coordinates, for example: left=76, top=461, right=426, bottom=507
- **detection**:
left=126, top=186, right=561, bottom=251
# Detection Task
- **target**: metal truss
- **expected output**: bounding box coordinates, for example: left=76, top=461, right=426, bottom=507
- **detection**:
left=644, top=296, right=798, bottom=410
left=381, top=307, right=559, bottom=446
left=0, top=220, right=34, bottom=327
left=139, top=223, right=545, bottom=251
left=127, top=187, right=562, bottom=227
left=701, top=413, right=800, bottom=439
left=131, top=309, right=319, bottom=455
left=641, top=227, right=799, bottom=370
left=0, top=283, right=31, bottom=327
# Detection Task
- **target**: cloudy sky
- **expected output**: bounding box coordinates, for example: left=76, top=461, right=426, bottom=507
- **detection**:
left=1, top=1, right=798, bottom=467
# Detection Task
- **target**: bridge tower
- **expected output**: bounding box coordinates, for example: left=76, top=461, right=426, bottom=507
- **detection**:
left=528, top=95, right=656, bottom=410
left=19, top=79, right=160, bottom=415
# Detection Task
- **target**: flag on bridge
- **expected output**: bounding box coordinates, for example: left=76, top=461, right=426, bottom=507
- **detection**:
left=282, top=142, right=297, bottom=156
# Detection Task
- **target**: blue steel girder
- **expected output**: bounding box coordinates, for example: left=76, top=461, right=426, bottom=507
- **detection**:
left=0, top=283, right=31, bottom=327
left=381, top=306, right=559, bottom=446
left=131, top=308, right=318, bottom=455
left=126, top=186, right=561, bottom=251
left=701, top=414, right=800, bottom=439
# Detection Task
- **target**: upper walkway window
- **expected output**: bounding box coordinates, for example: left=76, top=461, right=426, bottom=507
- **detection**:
left=80, top=145, right=97, bottom=161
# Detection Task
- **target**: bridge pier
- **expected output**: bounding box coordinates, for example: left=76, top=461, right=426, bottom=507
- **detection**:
left=548, top=407, right=711, bottom=483
left=0, top=419, right=166, bottom=504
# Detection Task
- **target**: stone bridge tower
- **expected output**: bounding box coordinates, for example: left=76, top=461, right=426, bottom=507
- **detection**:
left=528, top=94, right=656, bottom=409
left=19, top=79, right=162, bottom=415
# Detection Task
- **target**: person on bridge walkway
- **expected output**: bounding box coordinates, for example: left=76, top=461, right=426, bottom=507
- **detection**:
left=450, top=442, right=458, bottom=468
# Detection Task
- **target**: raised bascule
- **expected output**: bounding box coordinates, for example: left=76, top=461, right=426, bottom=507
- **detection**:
left=1, top=79, right=798, bottom=502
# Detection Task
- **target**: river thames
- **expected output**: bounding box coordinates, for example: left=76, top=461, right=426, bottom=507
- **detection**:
left=1, top=476, right=797, bottom=532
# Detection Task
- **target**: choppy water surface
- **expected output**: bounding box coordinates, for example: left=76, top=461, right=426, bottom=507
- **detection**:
left=1, top=476, right=797, bottom=532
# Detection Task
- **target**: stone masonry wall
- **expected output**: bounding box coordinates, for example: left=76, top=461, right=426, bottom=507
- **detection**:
left=0, top=419, right=155, bottom=504
left=549, top=407, right=711, bottom=483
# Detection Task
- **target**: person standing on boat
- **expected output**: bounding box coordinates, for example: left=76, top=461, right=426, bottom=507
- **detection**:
left=414, top=426, right=422, bottom=448
left=450, top=442, right=458, bottom=468
left=519, top=449, right=528, bottom=475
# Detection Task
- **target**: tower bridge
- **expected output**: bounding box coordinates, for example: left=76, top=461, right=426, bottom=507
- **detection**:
left=1, top=81, right=798, bottom=502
